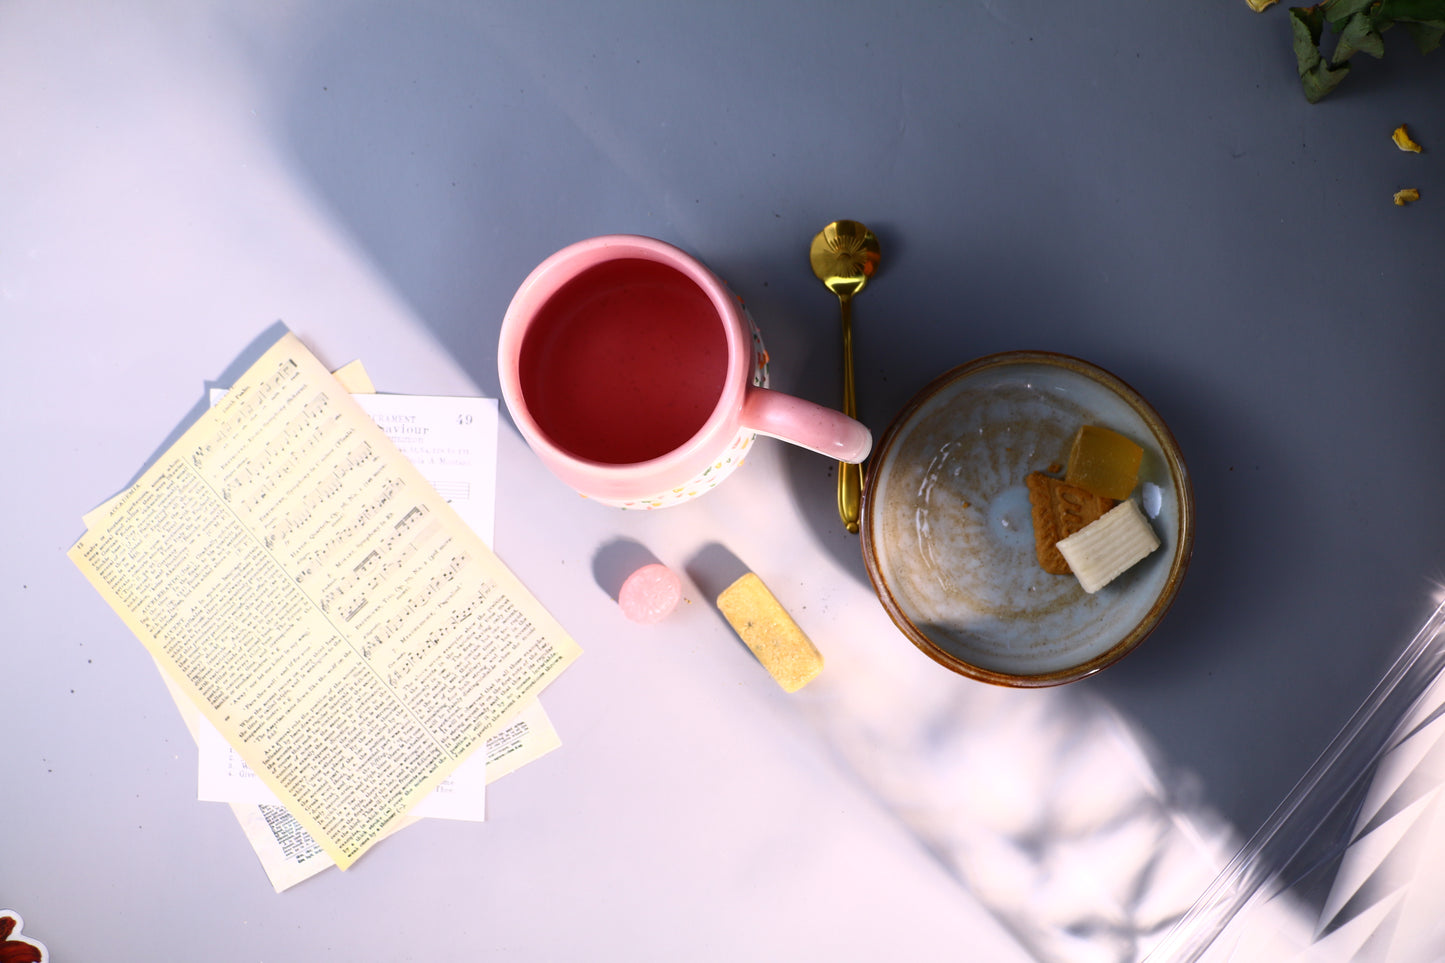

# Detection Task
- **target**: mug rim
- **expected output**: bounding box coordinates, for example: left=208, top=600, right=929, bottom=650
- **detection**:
left=498, top=235, right=753, bottom=501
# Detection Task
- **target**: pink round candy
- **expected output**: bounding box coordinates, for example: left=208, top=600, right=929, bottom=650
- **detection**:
left=618, top=563, right=682, bottom=624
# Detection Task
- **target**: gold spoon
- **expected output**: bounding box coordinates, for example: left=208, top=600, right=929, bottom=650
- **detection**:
left=810, top=220, right=880, bottom=534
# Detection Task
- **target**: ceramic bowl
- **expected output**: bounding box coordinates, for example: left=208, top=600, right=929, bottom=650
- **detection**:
left=861, top=351, right=1193, bottom=686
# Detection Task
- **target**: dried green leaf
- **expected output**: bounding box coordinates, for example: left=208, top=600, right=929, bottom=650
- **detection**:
left=1291, top=6, right=1328, bottom=75
left=1376, top=0, right=1445, bottom=19
left=1324, top=0, right=1378, bottom=25
left=1402, top=18, right=1445, bottom=49
left=1302, top=57, right=1353, bottom=100
left=1334, top=11, right=1389, bottom=58
left=1292, top=0, right=1442, bottom=100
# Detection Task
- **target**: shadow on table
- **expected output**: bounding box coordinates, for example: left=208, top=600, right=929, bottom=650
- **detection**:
left=235, top=4, right=1434, bottom=958
left=104, top=322, right=291, bottom=498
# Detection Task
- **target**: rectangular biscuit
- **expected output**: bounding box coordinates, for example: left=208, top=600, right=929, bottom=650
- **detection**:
left=1025, top=472, right=1117, bottom=575
left=716, top=573, right=823, bottom=693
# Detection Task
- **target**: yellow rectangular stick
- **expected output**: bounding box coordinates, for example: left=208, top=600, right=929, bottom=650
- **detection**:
left=716, top=573, right=824, bottom=693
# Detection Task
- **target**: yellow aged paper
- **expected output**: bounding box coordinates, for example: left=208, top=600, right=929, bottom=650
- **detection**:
left=330, top=359, right=376, bottom=394
left=69, top=332, right=581, bottom=869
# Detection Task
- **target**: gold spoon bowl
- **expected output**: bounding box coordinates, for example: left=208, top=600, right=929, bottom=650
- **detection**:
left=810, top=220, right=880, bottom=534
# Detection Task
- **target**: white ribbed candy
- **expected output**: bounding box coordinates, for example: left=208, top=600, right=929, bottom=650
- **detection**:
left=1055, top=498, right=1160, bottom=594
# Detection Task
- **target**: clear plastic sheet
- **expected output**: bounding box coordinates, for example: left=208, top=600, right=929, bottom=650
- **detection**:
left=1149, top=598, right=1445, bottom=962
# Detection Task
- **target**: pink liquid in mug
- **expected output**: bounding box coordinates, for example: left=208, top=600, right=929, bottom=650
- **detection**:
left=518, top=259, right=729, bottom=465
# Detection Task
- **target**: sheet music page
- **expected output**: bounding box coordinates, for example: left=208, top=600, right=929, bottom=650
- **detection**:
left=177, top=380, right=559, bottom=887
left=195, top=698, right=556, bottom=816
left=194, top=389, right=503, bottom=819
left=70, top=332, right=581, bottom=869
left=195, top=714, right=490, bottom=817
left=158, top=667, right=336, bottom=890
left=360, top=392, right=499, bottom=546
left=160, top=666, right=557, bottom=891
left=239, top=701, right=558, bottom=890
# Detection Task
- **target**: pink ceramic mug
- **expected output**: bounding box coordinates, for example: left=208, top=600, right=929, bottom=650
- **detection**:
left=498, top=235, right=872, bottom=508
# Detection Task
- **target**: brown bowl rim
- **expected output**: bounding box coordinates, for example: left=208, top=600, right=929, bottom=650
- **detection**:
left=860, top=350, right=1195, bottom=687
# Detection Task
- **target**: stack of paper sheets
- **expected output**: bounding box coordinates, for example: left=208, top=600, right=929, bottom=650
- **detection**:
left=69, top=333, right=581, bottom=890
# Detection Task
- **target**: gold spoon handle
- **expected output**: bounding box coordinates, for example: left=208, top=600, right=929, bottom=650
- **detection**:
left=837, top=295, right=862, bottom=534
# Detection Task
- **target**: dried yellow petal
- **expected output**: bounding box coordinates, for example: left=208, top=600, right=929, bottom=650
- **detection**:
left=1247, top=0, right=1277, bottom=10
left=1394, top=188, right=1421, bottom=206
left=1393, top=125, right=1423, bottom=153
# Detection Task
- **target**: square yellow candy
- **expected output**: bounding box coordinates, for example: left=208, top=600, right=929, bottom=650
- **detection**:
left=1064, top=425, right=1143, bottom=501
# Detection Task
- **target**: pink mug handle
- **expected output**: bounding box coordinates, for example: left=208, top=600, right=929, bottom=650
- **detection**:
left=740, top=387, right=872, bottom=463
